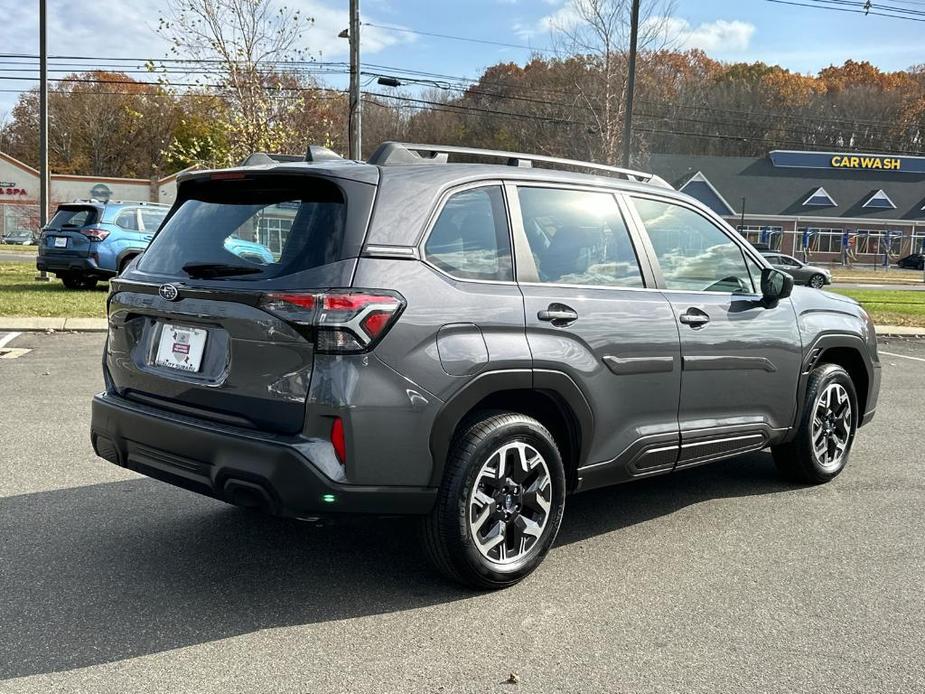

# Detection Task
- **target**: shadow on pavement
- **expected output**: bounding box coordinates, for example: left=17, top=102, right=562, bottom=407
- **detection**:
left=0, top=450, right=792, bottom=679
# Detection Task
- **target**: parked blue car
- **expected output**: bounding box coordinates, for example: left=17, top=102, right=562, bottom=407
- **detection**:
left=37, top=200, right=275, bottom=289
left=37, top=201, right=171, bottom=289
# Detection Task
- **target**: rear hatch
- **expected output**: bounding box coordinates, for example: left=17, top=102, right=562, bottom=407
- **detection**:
left=40, top=204, right=101, bottom=258
left=106, top=171, right=380, bottom=434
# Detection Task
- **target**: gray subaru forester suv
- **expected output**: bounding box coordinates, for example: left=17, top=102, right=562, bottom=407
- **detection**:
left=91, top=142, right=881, bottom=589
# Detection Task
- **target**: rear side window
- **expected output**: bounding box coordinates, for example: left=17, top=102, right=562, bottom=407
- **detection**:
left=424, top=186, right=513, bottom=282
left=48, top=207, right=97, bottom=229
left=517, top=187, right=643, bottom=287
left=137, top=176, right=347, bottom=280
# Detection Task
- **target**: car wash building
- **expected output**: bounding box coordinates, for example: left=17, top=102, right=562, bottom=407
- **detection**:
left=649, top=150, right=925, bottom=265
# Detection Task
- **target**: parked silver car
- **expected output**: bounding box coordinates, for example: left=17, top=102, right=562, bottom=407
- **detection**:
left=761, top=252, right=832, bottom=288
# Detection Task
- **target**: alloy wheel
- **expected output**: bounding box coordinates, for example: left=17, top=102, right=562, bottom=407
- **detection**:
left=467, top=442, right=553, bottom=565
left=811, top=382, right=852, bottom=470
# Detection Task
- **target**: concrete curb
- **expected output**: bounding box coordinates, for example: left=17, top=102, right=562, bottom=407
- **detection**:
left=0, top=317, right=108, bottom=332
left=1, top=318, right=924, bottom=338
left=875, top=326, right=925, bottom=337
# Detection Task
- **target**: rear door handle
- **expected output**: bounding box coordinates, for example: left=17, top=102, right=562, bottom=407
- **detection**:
left=679, top=308, right=710, bottom=328
left=538, top=303, right=579, bottom=325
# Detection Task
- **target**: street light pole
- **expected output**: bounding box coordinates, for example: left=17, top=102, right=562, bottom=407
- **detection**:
left=347, top=0, right=361, bottom=160
left=36, top=0, right=49, bottom=281
left=621, top=0, right=640, bottom=168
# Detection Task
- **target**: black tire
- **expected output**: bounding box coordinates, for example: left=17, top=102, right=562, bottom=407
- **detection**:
left=772, top=364, right=858, bottom=484
left=119, top=255, right=137, bottom=274
left=60, top=274, right=98, bottom=290
left=809, top=273, right=826, bottom=289
left=422, top=411, right=566, bottom=590
left=60, top=274, right=83, bottom=289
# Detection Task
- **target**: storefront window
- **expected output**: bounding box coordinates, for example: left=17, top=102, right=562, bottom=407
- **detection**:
left=798, top=228, right=843, bottom=253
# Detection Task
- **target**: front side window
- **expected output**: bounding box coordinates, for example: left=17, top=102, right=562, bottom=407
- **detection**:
left=517, top=187, right=643, bottom=287
left=632, top=197, right=754, bottom=293
left=424, top=186, right=513, bottom=282
left=140, top=209, right=167, bottom=232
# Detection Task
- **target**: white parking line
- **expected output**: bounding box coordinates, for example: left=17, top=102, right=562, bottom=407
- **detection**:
left=879, top=350, right=925, bottom=363
left=0, top=332, right=22, bottom=349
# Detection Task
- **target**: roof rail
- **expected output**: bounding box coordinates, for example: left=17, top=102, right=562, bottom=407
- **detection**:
left=367, top=142, right=671, bottom=187
left=239, top=145, right=345, bottom=168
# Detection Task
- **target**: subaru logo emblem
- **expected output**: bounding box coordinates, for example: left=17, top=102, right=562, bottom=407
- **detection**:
left=159, top=284, right=179, bottom=301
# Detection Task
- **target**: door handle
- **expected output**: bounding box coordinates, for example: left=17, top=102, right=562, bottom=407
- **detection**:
left=679, top=308, right=710, bottom=328
left=538, top=303, right=579, bottom=325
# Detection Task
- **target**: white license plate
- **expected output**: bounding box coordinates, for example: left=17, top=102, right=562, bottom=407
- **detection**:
left=154, top=324, right=208, bottom=373
left=53, top=237, right=67, bottom=248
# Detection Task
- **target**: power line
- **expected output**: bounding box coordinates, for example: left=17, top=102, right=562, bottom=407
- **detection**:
left=361, top=22, right=555, bottom=55
left=764, top=0, right=925, bottom=21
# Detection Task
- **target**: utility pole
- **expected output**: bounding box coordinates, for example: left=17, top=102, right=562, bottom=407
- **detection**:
left=347, top=0, right=361, bottom=160
left=621, top=0, right=640, bottom=168
left=739, top=197, right=747, bottom=234
left=36, top=0, right=49, bottom=281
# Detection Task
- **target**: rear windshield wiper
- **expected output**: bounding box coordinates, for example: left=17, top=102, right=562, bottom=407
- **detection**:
left=182, top=262, right=264, bottom=279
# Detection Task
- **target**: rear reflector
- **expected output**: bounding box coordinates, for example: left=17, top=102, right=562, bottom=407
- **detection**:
left=258, top=289, right=405, bottom=354
left=331, top=417, right=346, bottom=465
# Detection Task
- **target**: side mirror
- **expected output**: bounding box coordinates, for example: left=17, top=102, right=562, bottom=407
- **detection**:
left=761, top=267, right=794, bottom=304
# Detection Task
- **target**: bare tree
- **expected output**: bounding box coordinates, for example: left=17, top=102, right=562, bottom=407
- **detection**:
left=551, top=0, right=676, bottom=163
left=155, top=0, right=320, bottom=166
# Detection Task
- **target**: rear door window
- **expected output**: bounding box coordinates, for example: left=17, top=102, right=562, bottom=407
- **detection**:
left=115, top=209, right=140, bottom=231
left=516, top=187, right=643, bottom=287
left=137, top=176, right=347, bottom=280
left=424, top=186, right=513, bottom=282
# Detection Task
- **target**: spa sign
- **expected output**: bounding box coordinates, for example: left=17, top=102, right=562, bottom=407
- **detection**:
left=0, top=181, right=28, bottom=197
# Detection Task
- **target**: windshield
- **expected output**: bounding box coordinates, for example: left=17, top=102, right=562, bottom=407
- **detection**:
left=137, top=176, right=347, bottom=279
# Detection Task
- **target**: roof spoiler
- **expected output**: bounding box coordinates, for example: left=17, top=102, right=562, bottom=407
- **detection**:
left=367, top=142, right=671, bottom=188
left=240, top=145, right=345, bottom=167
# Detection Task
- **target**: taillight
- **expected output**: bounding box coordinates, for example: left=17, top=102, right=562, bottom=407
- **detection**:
left=81, top=228, right=110, bottom=242
left=259, top=289, right=404, bottom=353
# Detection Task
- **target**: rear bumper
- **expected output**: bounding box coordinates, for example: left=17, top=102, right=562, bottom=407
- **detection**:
left=36, top=254, right=114, bottom=278
left=90, top=392, right=437, bottom=517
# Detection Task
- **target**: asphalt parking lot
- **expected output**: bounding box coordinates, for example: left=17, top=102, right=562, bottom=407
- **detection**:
left=1, top=332, right=923, bottom=693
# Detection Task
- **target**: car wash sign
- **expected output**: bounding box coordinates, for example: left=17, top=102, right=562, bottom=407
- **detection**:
left=0, top=181, right=29, bottom=197
left=770, top=150, right=925, bottom=175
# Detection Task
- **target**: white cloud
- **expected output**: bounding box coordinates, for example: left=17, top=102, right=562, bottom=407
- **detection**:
left=513, top=3, right=580, bottom=40
left=647, top=17, right=756, bottom=53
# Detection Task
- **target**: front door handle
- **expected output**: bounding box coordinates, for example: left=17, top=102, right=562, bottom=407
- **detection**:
left=538, top=303, right=579, bottom=325
left=679, top=308, right=710, bottom=328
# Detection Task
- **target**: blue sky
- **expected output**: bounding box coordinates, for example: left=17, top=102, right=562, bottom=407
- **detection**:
left=1, top=0, right=923, bottom=120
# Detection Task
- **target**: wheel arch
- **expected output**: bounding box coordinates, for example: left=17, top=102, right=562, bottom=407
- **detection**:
left=116, top=248, right=142, bottom=273
left=428, top=369, right=593, bottom=491
left=791, top=333, right=873, bottom=437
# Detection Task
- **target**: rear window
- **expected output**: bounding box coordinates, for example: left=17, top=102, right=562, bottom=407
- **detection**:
left=137, top=176, right=347, bottom=279
left=48, top=207, right=98, bottom=229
